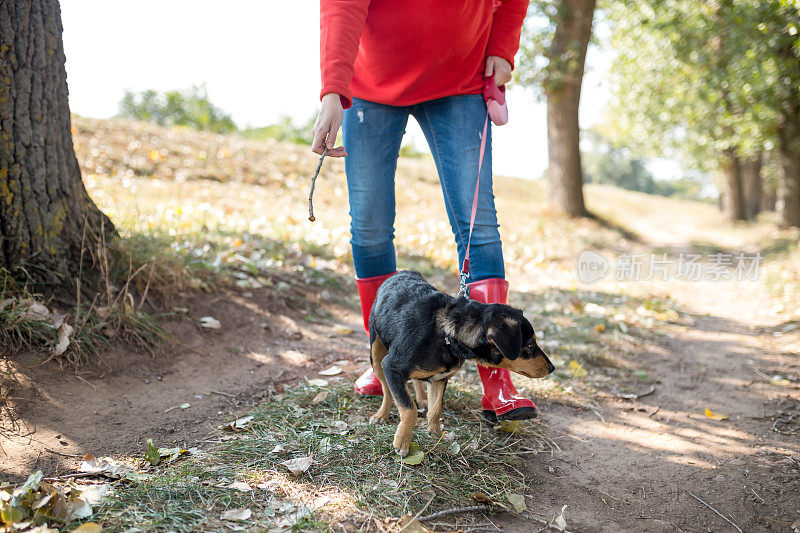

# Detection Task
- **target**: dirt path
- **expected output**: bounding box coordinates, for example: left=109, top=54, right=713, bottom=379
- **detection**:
left=3, top=271, right=799, bottom=532
left=511, top=279, right=800, bottom=532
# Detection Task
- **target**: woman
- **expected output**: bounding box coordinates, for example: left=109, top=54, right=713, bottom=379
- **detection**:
left=311, top=0, right=536, bottom=421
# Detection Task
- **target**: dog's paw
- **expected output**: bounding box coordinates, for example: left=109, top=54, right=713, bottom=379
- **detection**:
left=369, top=413, right=387, bottom=425
left=394, top=443, right=410, bottom=458
left=427, top=423, right=443, bottom=437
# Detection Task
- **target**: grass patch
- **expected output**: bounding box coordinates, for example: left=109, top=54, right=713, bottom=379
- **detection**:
left=95, top=383, right=558, bottom=531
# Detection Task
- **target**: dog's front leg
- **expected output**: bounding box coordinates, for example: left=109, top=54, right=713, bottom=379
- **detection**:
left=425, top=379, right=447, bottom=436
left=384, top=366, right=417, bottom=457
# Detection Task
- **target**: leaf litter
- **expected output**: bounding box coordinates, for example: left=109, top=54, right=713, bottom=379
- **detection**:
left=87, top=383, right=559, bottom=531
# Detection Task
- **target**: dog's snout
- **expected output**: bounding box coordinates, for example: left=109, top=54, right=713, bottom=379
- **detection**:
left=547, top=361, right=556, bottom=374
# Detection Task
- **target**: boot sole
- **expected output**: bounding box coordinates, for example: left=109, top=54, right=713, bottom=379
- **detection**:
left=482, top=407, right=537, bottom=423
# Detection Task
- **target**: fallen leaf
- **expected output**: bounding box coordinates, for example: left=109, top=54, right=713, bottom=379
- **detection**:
left=73, top=484, right=112, bottom=506
left=471, top=492, right=493, bottom=504
left=157, top=446, right=188, bottom=463
left=319, top=437, right=332, bottom=454
left=220, top=508, right=252, bottom=521
left=704, top=408, right=728, bottom=421
left=399, top=514, right=431, bottom=532
left=328, top=420, right=349, bottom=434
left=399, top=442, right=425, bottom=465
left=310, top=390, right=328, bottom=405
left=280, top=456, right=313, bottom=475
left=333, top=325, right=353, bottom=335
left=319, top=365, right=342, bottom=376
left=308, top=378, right=328, bottom=387
left=1, top=503, right=24, bottom=525
left=553, top=504, right=568, bottom=531
left=497, top=420, right=521, bottom=434
left=54, top=323, right=74, bottom=356
left=28, top=525, right=59, bottom=533
left=18, top=300, right=51, bottom=321
left=70, top=523, right=102, bottom=533
left=79, top=455, right=136, bottom=479
left=144, top=439, right=161, bottom=465
left=568, top=360, right=587, bottom=378
left=507, top=493, right=527, bottom=513
left=222, top=415, right=254, bottom=431
left=200, top=316, right=221, bottom=330
left=447, top=441, right=461, bottom=455
left=227, top=481, right=252, bottom=492
left=594, top=323, right=606, bottom=332
left=67, top=498, right=93, bottom=520
left=179, top=402, right=191, bottom=409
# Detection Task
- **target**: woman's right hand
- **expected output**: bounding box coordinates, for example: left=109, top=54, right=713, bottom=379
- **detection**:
left=311, top=93, right=347, bottom=157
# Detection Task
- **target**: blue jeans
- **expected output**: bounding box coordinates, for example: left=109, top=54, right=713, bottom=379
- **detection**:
left=342, top=95, right=504, bottom=282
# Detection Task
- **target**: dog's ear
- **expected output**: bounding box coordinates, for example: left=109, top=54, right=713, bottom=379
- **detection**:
left=520, top=316, right=534, bottom=345
left=487, top=319, right=522, bottom=360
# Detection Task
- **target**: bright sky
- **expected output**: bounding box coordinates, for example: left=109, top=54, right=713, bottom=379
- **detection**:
left=61, top=0, right=615, bottom=180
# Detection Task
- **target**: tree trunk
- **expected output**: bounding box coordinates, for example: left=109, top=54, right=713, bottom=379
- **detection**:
left=761, top=189, right=776, bottom=212
left=720, top=148, right=746, bottom=221
left=742, top=152, right=762, bottom=220
left=544, top=0, right=596, bottom=218
left=0, top=0, right=113, bottom=290
left=777, top=113, right=800, bottom=228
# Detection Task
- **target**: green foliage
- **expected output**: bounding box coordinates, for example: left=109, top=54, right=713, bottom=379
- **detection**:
left=516, top=1, right=599, bottom=94
left=240, top=114, right=315, bottom=145
left=604, top=0, right=800, bottom=170
left=118, top=85, right=237, bottom=134
left=583, top=130, right=707, bottom=200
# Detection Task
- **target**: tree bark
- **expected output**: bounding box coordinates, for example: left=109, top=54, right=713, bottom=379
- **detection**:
left=0, top=0, right=113, bottom=290
left=742, top=152, right=762, bottom=220
left=544, top=0, right=596, bottom=218
left=777, top=112, right=800, bottom=228
left=720, top=148, right=746, bottom=221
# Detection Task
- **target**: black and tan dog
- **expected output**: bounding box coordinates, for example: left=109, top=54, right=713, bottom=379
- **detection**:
left=368, top=271, right=554, bottom=457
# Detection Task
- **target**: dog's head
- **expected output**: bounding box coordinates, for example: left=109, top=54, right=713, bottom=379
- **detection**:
left=472, top=304, right=555, bottom=379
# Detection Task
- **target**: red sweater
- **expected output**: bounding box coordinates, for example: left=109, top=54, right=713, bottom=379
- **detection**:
left=320, top=0, right=528, bottom=109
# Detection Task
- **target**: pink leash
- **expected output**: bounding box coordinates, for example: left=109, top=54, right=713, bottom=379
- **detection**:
left=456, top=74, right=506, bottom=299
left=457, top=112, right=490, bottom=299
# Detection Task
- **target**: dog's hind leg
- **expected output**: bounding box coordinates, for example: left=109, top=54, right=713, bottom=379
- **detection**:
left=368, top=337, right=392, bottom=424
left=383, top=361, right=417, bottom=457
left=425, top=379, right=447, bottom=436
left=412, top=379, right=428, bottom=411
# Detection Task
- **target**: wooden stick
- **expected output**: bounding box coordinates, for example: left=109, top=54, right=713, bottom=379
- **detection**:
left=308, top=147, right=328, bottom=221
left=686, top=491, right=743, bottom=532
left=419, top=505, right=493, bottom=522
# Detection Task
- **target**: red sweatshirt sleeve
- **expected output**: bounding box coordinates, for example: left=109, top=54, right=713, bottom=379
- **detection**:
left=486, top=0, right=528, bottom=69
left=320, top=0, right=371, bottom=109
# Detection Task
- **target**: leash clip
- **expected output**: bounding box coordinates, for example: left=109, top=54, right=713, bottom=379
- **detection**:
left=457, top=272, right=470, bottom=300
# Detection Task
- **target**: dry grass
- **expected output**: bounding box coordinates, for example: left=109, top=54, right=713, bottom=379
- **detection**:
left=93, top=383, right=559, bottom=532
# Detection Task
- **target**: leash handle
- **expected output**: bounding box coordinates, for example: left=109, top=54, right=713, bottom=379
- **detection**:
left=458, top=112, right=489, bottom=299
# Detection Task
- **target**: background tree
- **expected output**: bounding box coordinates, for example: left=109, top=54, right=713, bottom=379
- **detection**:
left=517, top=0, right=597, bottom=218
left=119, top=85, right=237, bottom=134
left=604, top=0, right=800, bottom=226
left=0, top=0, right=113, bottom=291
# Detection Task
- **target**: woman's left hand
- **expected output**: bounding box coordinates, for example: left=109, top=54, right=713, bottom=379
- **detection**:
left=484, top=56, right=512, bottom=86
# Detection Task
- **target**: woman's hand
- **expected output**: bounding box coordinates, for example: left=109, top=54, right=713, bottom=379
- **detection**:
left=484, top=56, right=512, bottom=86
left=311, top=93, right=347, bottom=157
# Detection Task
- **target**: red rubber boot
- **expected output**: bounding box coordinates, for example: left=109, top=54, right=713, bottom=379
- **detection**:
left=469, top=278, right=538, bottom=422
left=353, top=272, right=396, bottom=395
